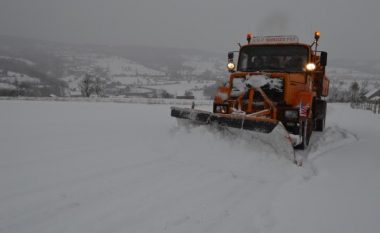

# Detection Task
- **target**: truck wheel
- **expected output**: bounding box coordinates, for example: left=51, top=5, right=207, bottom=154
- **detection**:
left=296, top=119, right=312, bottom=150
left=313, top=99, right=326, bottom=132
left=315, top=117, right=325, bottom=131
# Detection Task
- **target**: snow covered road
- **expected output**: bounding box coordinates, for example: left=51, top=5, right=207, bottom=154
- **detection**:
left=0, top=100, right=379, bottom=233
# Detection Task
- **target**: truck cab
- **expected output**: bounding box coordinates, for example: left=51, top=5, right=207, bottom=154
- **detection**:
left=214, top=34, right=329, bottom=148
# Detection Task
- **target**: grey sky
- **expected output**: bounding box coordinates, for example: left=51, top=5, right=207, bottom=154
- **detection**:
left=1, top=0, right=379, bottom=59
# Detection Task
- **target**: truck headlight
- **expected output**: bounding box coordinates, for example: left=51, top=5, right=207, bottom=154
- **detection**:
left=227, top=62, right=235, bottom=71
left=306, top=63, right=316, bottom=71
left=284, top=110, right=298, bottom=119
left=214, top=104, right=228, bottom=114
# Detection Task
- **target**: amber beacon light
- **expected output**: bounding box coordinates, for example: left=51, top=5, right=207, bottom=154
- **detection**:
left=314, top=31, right=321, bottom=41
left=246, top=33, right=253, bottom=44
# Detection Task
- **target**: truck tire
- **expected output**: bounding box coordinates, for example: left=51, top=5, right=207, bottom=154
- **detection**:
left=296, top=119, right=313, bottom=150
left=315, top=117, right=325, bottom=131
left=313, top=99, right=326, bottom=132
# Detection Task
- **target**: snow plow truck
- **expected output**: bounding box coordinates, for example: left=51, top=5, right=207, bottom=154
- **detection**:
left=171, top=32, right=329, bottom=162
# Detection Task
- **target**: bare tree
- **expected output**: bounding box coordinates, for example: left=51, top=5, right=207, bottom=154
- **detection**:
left=359, top=80, right=369, bottom=100
left=80, top=74, right=93, bottom=97
left=93, top=77, right=103, bottom=97
left=184, top=90, right=194, bottom=97
left=350, top=81, right=359, bottom=103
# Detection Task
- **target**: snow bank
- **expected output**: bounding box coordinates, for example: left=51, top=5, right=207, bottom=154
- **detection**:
left=273, top=104, right=380, bottom=233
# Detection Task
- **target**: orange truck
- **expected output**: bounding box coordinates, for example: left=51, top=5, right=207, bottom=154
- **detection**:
left=171, top=32, right=329, bottom=157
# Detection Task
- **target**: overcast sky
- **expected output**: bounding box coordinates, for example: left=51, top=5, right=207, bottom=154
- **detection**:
left=1, top=0, right=379, bottom=59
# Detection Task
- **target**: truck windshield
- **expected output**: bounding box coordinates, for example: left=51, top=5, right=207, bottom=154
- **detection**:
left=237, top=45, right=309, bottom=72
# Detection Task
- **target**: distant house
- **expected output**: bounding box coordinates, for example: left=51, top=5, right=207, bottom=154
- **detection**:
left=364, top=88, right=380, bottom=101
left=177, top=90, right=195, bottom=99
left=0, top=69, right=8, bottom=77
left=176, top=95, right=195, bottom=100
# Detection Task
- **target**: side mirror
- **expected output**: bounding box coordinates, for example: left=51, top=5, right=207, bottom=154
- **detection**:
left=228, top=52, right=234, bottom=61
left=320, top=51, right=327, bottom=66
left=227, top=52, right=235, bottom=72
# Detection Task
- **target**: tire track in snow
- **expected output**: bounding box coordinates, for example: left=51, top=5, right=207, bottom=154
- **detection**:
left=296, top=125, right=359, bottom=179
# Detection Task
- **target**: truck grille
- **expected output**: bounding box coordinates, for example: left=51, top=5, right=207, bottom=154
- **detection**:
left=254, top=77, right=284, bottom=103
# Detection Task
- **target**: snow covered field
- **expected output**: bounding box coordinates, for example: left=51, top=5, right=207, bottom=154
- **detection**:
left=0, top=100, right=379, bottom=233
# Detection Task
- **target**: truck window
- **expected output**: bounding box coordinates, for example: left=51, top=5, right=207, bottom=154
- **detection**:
left=238, top=45, right=309, bottom=72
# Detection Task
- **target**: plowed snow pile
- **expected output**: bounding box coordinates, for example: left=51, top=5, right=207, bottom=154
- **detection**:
left=0, top=101, right=379, bottom=233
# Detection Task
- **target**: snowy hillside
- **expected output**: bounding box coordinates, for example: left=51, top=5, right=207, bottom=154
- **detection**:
left=327, top=66, right=379, bottom=80
left=58, top=52, right=224, bottom=98
left=0, top=56, right=40, bottom=91
left=1, top=100, right=379, bottom=233
left=1, top=35, right=380, bottom=99
left=0, top=35, right=226, bottom=97
left=0, top=71, right=40, bottom=84
left=181, top=55, right=225, bottom=76
left=327, top=67, right=379, bottom=90
left=0, top=56, right=35, bottom=66
left=95, top=56, right=166, bottom=77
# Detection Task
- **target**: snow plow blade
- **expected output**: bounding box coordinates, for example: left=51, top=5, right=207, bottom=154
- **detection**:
left=171, top=107, right=295, bottom=161
left=171, top=107, right=213, bottom=125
